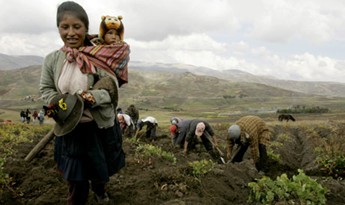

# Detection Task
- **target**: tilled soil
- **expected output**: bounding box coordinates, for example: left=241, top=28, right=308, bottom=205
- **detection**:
left=2, top=121, right=345, bottom=205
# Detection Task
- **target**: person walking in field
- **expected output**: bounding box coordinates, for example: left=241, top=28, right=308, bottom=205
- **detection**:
left=32, top=110, right=38, bottom=124
left=25, top=109, right=31, bottom=124
left=39, top=1, right=129, bottom=203
left=20, top=110, right=26, bottom=123
left=227, top=115, right=271, bottom=172
left=38, top=110, right=45, bottom=125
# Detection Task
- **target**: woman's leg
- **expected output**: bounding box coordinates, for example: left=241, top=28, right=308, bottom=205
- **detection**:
left=91, top=181, right=109, bottom=202
left=67, top=180, right=89, bottom=205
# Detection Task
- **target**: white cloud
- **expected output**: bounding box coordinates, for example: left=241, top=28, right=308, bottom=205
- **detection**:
left=128, top=34, right=230, bottom=67
left=129, top=34, right=344, bottom=82
left=0, top=32, right=62, bottom=56
left=285, top=53, right=343, bottom=82
left=0, top=0, right=344, bottom=82
left=113, top=0, right=238, bottom=41
left=248, top=0, right=345, bottom=44
left=0, top=0, right=57, bottom=34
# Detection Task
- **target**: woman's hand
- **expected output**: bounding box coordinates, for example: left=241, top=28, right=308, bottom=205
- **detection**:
left=77, top=89, right=96, bottom=105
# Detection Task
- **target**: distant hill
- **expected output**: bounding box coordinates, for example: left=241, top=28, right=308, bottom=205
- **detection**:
left=1, top=62, right=345, bottom=114
left=120, top=69, right=307, bottom=98
left=0, top=53, right=43, bottom=70
left=129, top=62, right=345, bottom=97
left=1, top=52, right=345, bottom=97
left=1, top=56, right=345, bottom=107
left=0, top=65, right=41, bottom=99
left=0, top=64, right=306, bottom=100
left=1, top=62, right=345, bottom=100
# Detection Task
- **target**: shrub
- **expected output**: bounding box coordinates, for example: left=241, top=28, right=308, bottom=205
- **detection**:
left=277, top=105, right=329, bottom=114
left=248, top=169, right=328, bottom=205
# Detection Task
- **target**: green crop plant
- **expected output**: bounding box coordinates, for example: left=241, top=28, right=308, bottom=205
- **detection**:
left=188, top=159, right=215, bottom=178
left=135, top=144, right=176, bottom=165
left=315, top=133, right=345, bottom=178
left=316, top=154, right=345, bottom=178
left=248, top=169, right=327, bottom=205
left=125, top=136, right=139, bottom=144
left=267, top=141, right=282, bottom=163
left=0, top=124, right=52, bottom=190
left=267, top=149, right=281, bottom=163
left=276, top=133, right=292, bottom=142
left=0, top=157, right=10, bottom=189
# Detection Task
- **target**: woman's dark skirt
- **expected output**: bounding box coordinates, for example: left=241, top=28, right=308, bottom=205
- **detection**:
left=54, top=120, right=125, bottom=182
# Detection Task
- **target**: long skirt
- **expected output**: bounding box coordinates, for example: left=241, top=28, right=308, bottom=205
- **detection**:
left=54, top=120, right=125, bottom=182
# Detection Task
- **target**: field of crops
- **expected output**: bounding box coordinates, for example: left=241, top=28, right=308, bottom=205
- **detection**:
left=1, top=114, right=345, bottom=204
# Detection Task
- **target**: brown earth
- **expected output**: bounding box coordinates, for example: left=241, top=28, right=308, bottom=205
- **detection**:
left=1, top=120, right=345, bottom=205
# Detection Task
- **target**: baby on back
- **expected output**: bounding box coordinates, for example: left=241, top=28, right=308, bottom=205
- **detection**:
left=91, top=15, right=125, bottom=45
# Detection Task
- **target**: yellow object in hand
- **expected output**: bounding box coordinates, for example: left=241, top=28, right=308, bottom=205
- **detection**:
left=58, top=98, right=67, bottom=110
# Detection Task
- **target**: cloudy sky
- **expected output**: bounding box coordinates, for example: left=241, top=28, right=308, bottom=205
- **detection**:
left=1, top=0, right=344, bottom=83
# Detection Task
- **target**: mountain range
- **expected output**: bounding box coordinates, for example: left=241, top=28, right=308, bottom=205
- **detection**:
left=128, top=61, right=345, bottom=97
left=1, top=53, right=345, bottom=103
left=0, top=53, right=43, bottom=70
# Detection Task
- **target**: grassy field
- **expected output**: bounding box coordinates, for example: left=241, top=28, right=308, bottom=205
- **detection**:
left=123, top=95, right=345, bottom=127
left=0, top=104, right=343, bottom=127
left=1, top=94, right=345, bottom=128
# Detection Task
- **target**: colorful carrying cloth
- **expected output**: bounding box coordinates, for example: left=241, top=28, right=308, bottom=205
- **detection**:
left=61, top=43, right=130, bottom=87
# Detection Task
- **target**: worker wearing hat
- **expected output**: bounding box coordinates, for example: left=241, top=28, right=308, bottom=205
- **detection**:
left=227, top=115, right=270, bottom=171
left=169, top=117, right=184, bottom=145
left=183, top=119, right=223, bottom=163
